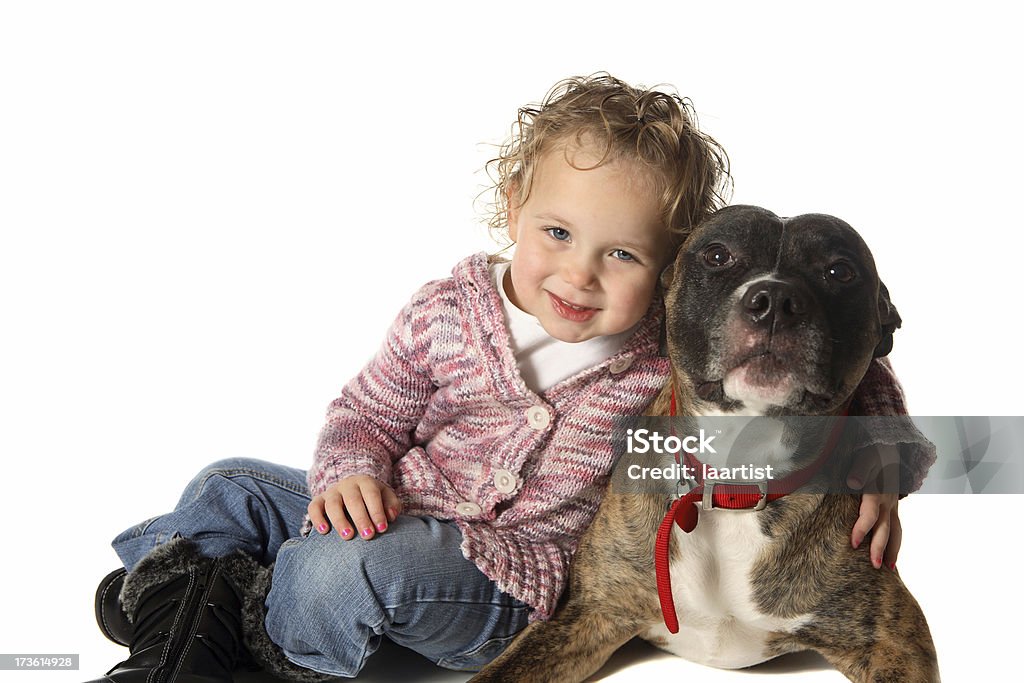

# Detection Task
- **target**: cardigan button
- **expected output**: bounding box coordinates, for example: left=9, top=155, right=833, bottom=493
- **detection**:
left=609, top=354, right=634, bottom=375
left=455, top=502, right=483, bottom=517
left=526, top=406, right=551, bottom=429
left=493, top=469, right=517, bottom=494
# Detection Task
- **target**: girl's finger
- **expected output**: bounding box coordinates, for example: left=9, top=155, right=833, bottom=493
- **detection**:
left=357, top=480, right=390, bottom=535
left=323, top=491, right=355, bottom=540
left=341, top=486, right=376, bottom=540
left=883, top=506, right=903, bottom=569
left=381, top=486, right=402, bottom=522
left=307, top=496, right=331, bottom=534
left=851, top=495, right=880, bottom=550
left=868, top=510, right=891, bottom=569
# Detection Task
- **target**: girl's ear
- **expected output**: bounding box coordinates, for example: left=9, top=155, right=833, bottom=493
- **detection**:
left=506, top=183, right=520, bottom=243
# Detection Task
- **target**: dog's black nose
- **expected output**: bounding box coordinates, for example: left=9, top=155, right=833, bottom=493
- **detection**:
left=741, top=280, right=808, bottom=328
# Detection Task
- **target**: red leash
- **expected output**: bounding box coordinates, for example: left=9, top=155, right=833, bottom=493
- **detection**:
left=653, top=387, right=848, bottom=634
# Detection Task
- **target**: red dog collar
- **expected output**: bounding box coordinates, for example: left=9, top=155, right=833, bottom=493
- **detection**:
left=654, top=386, right=849, bottom=634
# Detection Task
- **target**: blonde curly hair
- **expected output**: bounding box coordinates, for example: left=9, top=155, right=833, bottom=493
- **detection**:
left=486, top=73, right=732, bottom=252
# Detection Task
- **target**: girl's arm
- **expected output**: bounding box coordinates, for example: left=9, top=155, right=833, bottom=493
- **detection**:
left=846, top=357, right=937, bottom=569
left=306, top=286, right=439, bottom=510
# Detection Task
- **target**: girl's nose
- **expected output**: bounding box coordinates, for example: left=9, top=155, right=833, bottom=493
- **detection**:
left=562, top=256, right=598, bottom=290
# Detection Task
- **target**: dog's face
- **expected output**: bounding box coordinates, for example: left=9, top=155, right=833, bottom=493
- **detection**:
left=662, top=205, right=901, bottom=416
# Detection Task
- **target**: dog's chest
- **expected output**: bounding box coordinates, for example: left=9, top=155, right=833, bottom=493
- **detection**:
left=639, top=416, right=812, bottom=668
left=640, top=511, right=811, bottom=668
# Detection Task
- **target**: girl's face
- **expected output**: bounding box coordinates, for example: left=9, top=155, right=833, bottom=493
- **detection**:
left=505, top=144, right=669, bottom=343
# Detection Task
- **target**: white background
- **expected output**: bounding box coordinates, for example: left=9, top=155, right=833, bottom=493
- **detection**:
left=1, top=1, right=1020, bottom=681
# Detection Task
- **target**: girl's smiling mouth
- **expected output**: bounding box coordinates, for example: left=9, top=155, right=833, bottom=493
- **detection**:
left=547, top=292, right=599, bottom=322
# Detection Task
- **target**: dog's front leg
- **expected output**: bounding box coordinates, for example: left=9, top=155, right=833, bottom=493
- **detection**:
left=468, top=598, right=636, bottom=683
left=813, top=595, right=940, bottom=683
left=469, top=493, right=661, bottom=683
left=778, top=567, right=940, bottom=683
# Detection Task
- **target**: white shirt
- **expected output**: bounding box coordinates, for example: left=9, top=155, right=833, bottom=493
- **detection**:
left=492, top=261, right=636, bottom=394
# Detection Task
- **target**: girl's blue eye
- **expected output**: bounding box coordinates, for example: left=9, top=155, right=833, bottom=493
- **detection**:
left=546, top=227, right=570, bottom=241
left=613, top=249, right=636, bottom=262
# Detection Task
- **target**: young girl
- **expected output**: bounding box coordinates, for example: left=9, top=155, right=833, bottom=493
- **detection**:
left=91, top=73, right=933, bottom=683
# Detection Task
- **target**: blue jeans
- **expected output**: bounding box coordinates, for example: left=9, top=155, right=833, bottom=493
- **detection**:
left=111, top=457, right=531, bottom=677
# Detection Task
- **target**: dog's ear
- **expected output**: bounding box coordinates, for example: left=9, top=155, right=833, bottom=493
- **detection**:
left=874, top=280, right=902, bottom=357
left=660, top=260, right=676, bottom=292
left=657, top=261, right=677, bottom=357
left=659, top=264, right=675, bottom=358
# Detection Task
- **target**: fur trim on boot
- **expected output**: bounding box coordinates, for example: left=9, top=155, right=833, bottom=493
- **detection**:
left=118, top=536, right=209, bottom=618
left=220, top=552, right=336, bottom=683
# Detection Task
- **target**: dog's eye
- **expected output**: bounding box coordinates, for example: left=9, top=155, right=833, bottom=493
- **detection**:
left=825, top=261, right=856, bottom=283
left=702, top=244, right=734, bottom=268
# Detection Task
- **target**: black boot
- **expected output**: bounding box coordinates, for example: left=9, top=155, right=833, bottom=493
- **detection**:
left=89, top=538, right=335, bottom=683
left=94, top=567, right=130, bottom=647
left=87, top=538, right=249, bottom=683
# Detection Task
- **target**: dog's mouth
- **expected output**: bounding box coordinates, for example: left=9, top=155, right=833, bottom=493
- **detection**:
left=702, top=356, right=836, bottom=413
left=733, top=346, right=772, bottom=366
left=696, top=374, right=830, bottom=413
left=697, top=338, right=822, bottom=411
left=725, top=334, right=797, bottom=375
left=733, top=347, right=793, bottom=379
left=725, top=353, right=801, bottom=406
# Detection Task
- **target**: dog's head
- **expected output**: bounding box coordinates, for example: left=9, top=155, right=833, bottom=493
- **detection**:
left=662, top=205, right=900, bottom=416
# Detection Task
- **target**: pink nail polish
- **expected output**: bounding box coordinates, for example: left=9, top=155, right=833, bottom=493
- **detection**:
left=361, top=528, right=372, bottom=537
left=376, top=522, right=387, bottom=532
left=340, top=528, right=352, bottom=538
left=889, top=561, right=897, bottom=571
left=317, top=523, right=328, bottom=533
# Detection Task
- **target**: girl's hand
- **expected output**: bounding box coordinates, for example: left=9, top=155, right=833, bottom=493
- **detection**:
left=308, top=475, right=402, bottom=541
left=847, top=444, right=901, bottom=570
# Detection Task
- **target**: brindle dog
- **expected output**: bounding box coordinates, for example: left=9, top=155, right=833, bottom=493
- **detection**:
left=470, top=205, right=938, bottom=682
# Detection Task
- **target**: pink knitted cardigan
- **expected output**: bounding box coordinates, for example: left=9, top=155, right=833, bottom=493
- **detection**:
left=307, top=252, right=934, bottom=619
